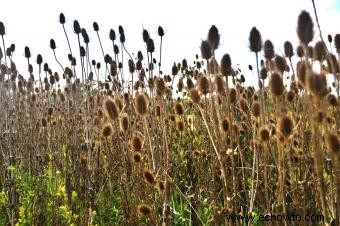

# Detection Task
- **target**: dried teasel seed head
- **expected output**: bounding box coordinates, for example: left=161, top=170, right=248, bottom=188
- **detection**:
left=135, top=92, right=149, bottom=116
left=251, top=101, right=261, bottom=117
left=143, top=170, right=155, bottom=185
left=274, top=55, right=287, bottom=74
left=137, top=204, right=152, bottom=217
left=269, top=72, right=284, bottom=96
left=258, top=127, right=270, bottom=142
left=249, top=26, right=262, bottom=52
left=103, top=97, right=119, bottom=120
left=326, top=93, right=338, bottom=107
left=221, top=54, right=232, bottom=76
left=325, top=133, right=339, bottom=154
left=102, top=123, right=113, bottom=137
left=146, top=38, right=155, bottom=53
left=297, top=10, right=314, bottom=45
left=326, top=53, right=339, bottom=75
left=333, top=34, right=340, bottom=53
left=306, top=72, right=327, bottom=98
left=264, top=40, right=275, bottom=60
left=158, top=26, right=164, bottom=37
left=176, top=120, right=185, bottom=132
left=284, top=41, right=294, bottom=58
left=285, top=90, right=295, bottom=102
left=155, top=77, right=165, bottom=96
left=207, top=25, right=220, bottom=50
left=313, top=41, right=326, bottom=61
left=200, top=40, right=212, bottom=60
left=215, top=75, right=225, bottom=94
left=59, top=13, right=66, bottom=24
left=131, top=133, right=143, bottom=152
left=238, top=98, right=248, bottom=112
left=120, top=114, right=129, bottom=132
left=220, top=118, right=230, bottom=132
left=296, top=61, right=310, bottom=86
left=189, top=88, right=200, bottom=104
left=73, top=20, right=81, bottom=34
left=132, top=152, right=142, bottom=163
left=277, top=115, right=294, bottom=139
left=296, top=45, right=305, bottom=58
left=198, top=76, right=210, bottom=95
left=229, top=88, right=237, bottom=104
left=174, top=102, right=184, bottom=115
left=260, top=67, right=268, bottom=80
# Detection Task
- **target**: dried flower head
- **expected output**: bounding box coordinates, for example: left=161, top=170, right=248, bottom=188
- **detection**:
left=135, top=92, right=149, bottom=116
left=102, top=123, right=113, bottom=137
left=208, top=25, right=220, bottom=50
left=277, top=115, right=294, bottom=138
left=269, top=72, right=284, bottom=96
left=198, top=76, right=210, bottom=95
left=189, top=88, right=201, bottom=104
left=297, top=10, right=314, bottom=45
left=131, top=133, right=143, bottom=152
left=200, top=40, right=212, bottom=60
left=137, top=204, right=152, bottom=217
left=258, top=127, right=270, bottom=142
left=143, top=170, right=156, bottom=185
left=249, top=27, right=262, bottom=52
left=325, top=133, right=339, bottom=153
left=264, top=40, right=274, bottom=60
left=103, top=97, right=119, bottom=120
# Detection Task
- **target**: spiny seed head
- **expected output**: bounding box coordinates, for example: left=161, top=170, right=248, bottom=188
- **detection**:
left=137, top=204, right=152, bottom=217
left=296, top=45, right=305, bottom=57
left=215, top=75, right=225, bottom=94
left=286, top=90, right=295, bottom=102
left=131, top=134, right=143, bottom=152
left=120, top=114, right=129, bottom=132
left=208, top=25, right=220, bottom=50
left=157, top=181, right=165, bottom=192
left=258, top=127, right=270, bottom=142
left=142, top=29, right=150, bottom=42
left=269, top=72, right=284, bottom=96
left=176, top=120, right=185, bottom=132
left=73, top=20, right=81, bottom=34
left=132, top=152, right=142, bottom=163
left=274, top=55, right=286, bottom=74
left=264, top=40, right=274, bottom=60
left=50, top=39, right=56, bottom=50
left=334, top=34, right=340, bottom=53
left=284, top=41, right=294, bottom=58
left=0, top=22, right=5, bottom=35
left=36, top=54, right=43, bottom=65
left=326, top=93, right=338, bottom=107
left=82, top=29, right=89, bottom=43
left=93, top=22, right=99, bottom=31
left=135, top=92, right=149, bottom=116
left=296, top=61, right=311, bottom=86
left=297, top=10, right=314, bottom=45
left=229, top=88, right=237, bottom=104
left=102, top=123, right=113, bottom=137
left=313, top=41, right=326, bottom=61
left=143, top=170, right=155, bottom=185
left=221, top=118, right=230, bottom=132
left=328, top=34, right=332, bottom=43
left=251, top=101, right=261, bottom=117
left=277, top=115, right=294, bottom=138
left=306, top=72, right=327, bottom=97
left=260, top=67, right=268, bottom=80
left=109, top=29, right=116, bottom=41
left=221, top=54, right=232, bottom=76
left=198, top=76, right=210, bottom=95
left=249, top=27, right=262, bottom=52
left=238, top=98, right=248, bottom=112
left=24, top=46, right=31, bottom=58
left=325, top=133, right=339, bottom=153
left=42, top=118, right=47, bottom=127
left=155, top=77, right=165, bottom=96
left=189, top=88, right=200, bottom=104
left=326, top=53, right=339, bottom=75
left=174, top=103, right=184, bottom=115
left=59, top=13, right=65, bottom=24
left=103, top=97, right=119, bottom=120
left=128, top=59, right=135, bottom=74
left=158, top=26, right=164, bottom=37
left=200, top=40, right=212, bottom=60
left=146, top=38, right=155, bottom=53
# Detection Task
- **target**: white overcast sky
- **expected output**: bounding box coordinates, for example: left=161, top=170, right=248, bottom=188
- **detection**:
left=1, top=0, right=340, bottom=86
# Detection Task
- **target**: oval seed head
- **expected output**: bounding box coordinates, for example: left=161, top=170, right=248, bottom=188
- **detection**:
left=143, top=170, right=155, bottom=185
left=221, top=54, right=232, bottom=76
left=73, top=20, right=81, bottom=34
left=132, top=152, right=142, bottom=163
left=251, top=101, right=261, bottom=117
left=229, top=88, right=237, bottom=104
left=249, top=27, right=262, bottom=52
left=274, top=55, right=287, bottom=74
left=189, top=88, right=201, bottom=104
left=200, top=40, right=212, bottom=60
left=258, top=127, right=270, bottom=142
left=269, top=72, right=284, bottom=96
left=326, top=53, right=339, bottom=75
left=325, top=133, right=339, bottom=154
left=334, top=34, right=340, bottom=53
left=296, top=45, right=305, bottom=58
left=326, top=93, right=338, bottom=107
left=313, top=41, right=326, bottom=61
left=297, top=10, right=314, bottom=45
left=238, top=98, right=249, bottom=112
left=198, top=76, right=210, bottom=95
left=327, top=34, right=332, bottom=43
left=120, top=114, right=129, bottom=132
left=50, top=39, right=56, bottom=50
left=146, top=38, right=155, bottom=53
left=306, top=72, right=327, bottom=98
left=284, top=41, right=294, bottom=58
left=260, top=67, right=268, bottom=80
left=93, top=22, right=99, bottom=31
left=264, top=40, right=274, bottom=60
left=137, top=204, right=152, bottom=217
left=102, top=123, right=113, bottom=137
left=131, top=133, right=143, bottom=152
left=36, top=54, right=43, bottom=65
left=24, top=46, right=31, bottom=58
left=103, top=97, right=119, bottom=120
left=221, top=118, right=230, bottom=132
left=286, top=90, right=295, bottom=102
left=135, top=92, right=149, bottom=116
left=174, top=103, right=184, bottom=115
left=277, top=115, right=294, bottom=138
left=142, top=29, right=150, bottom=42
left=0, top=22, right=5, bottom=35
left=158, top=26, right=164, bottom=37
left=208, top=25, right=220, bottom=50
left=176, top=120, right=185, bottom=132
left=59, top=13, right=66, bottom=24
left=109, top=29, right=116, bottom=41
left=215, top=75, right=225, bottom=94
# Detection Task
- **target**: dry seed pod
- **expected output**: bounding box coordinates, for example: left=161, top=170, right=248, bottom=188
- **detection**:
left=269, top=72, right=284, bottom=96
left=135, top=92, right=149, bottom=116
left=277, top=115, right=294, bottom=139
left=297, top=10, right=314, bottom=45
left=189, top=88, right=200, bottom=104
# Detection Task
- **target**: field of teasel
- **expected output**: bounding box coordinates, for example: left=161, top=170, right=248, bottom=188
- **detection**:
left=0, top=5, right=339, bottom=226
